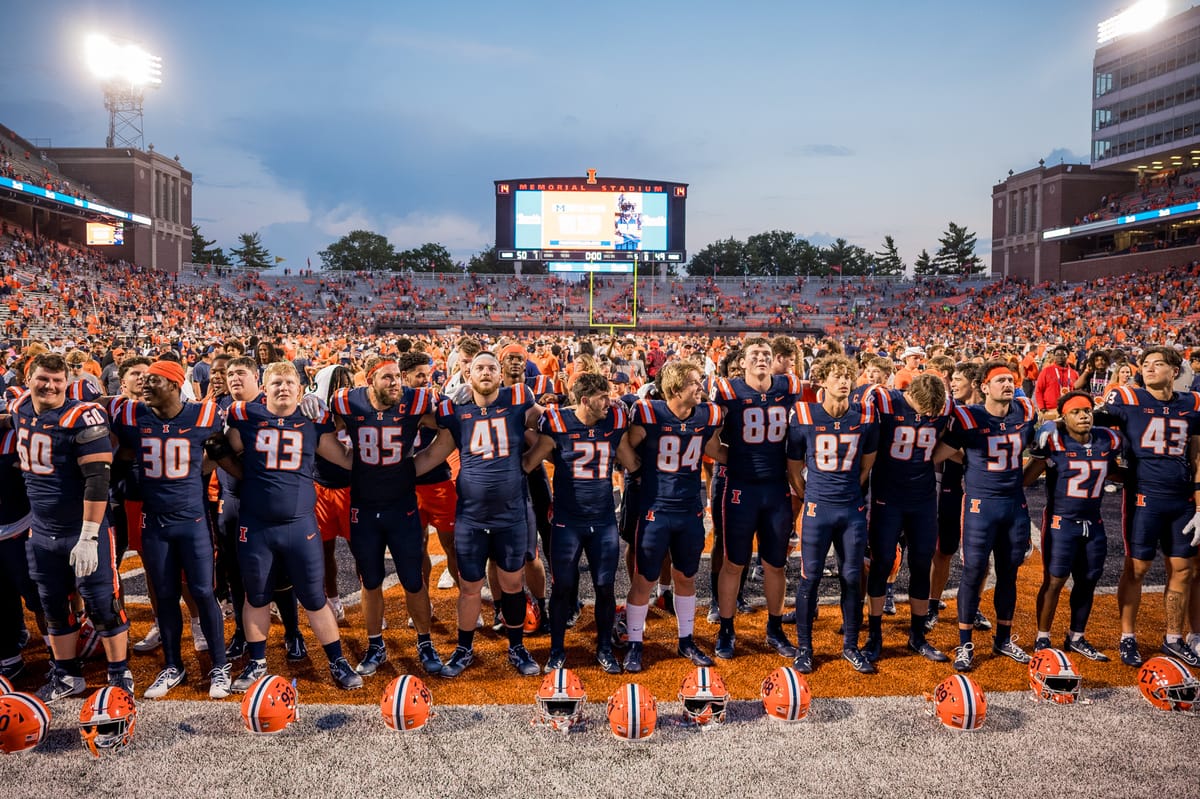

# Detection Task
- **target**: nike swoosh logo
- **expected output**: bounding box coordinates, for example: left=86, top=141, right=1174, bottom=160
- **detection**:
left=306, top=533, right=317, bottom=540
left=179, top=428, right=192, bottom=434
left=293, top=422, right=306, bottom=428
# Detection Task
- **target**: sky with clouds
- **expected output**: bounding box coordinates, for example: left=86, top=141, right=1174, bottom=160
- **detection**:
left=0, top=0, right=1136, bottom=269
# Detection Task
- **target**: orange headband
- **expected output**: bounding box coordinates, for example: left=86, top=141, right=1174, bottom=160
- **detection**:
left=1061, top=395, right=1093, bottom=415
left=984, top=366, right=1013, bottom=384
left=145, top=360, right=185, bottom=387
left=498, top=344, right=528, bottom=362
left=367, top=358, right=396, bottom=381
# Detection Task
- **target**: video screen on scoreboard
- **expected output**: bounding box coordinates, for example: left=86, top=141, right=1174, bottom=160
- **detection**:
left=514, top=190, right=668, bottom=251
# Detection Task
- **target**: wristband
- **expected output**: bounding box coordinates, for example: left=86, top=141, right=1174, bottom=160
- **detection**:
left=80, top=520, right=100, bottom=540
left=1194, top=483, right=1200, bottom=493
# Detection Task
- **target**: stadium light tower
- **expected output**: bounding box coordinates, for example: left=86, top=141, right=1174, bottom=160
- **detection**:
left=1097, top=0, right=1168, bottom=45
left=84, top=33, right=162, bottom=150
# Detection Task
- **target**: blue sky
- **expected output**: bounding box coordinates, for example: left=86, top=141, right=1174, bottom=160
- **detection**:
left=1, top=0, right=1131, bottom=269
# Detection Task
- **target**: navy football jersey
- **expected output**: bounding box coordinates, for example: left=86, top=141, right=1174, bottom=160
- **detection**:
left=865, top=386, right=953, bottom=503
left=111, top=399, right=221, bottom=518
left=436, top=384, right=535, bottom=526
left=1101, top=386, right=1200, bottom=502
left=226, top=400, right=335, bottom=522
left=1029, top=421, right=1121, bottom=522
left=9, top=393, right=111, bottom=536
left=942, top=397, right=1037, bottom=498
left=710, top=373, right=803, bottom=482
left=786, top=401, right=879, bottom=505
left=413, top=423, right=452, bottom=485
left=67, top=378, right=103, bottom=402
left=330, top=385, right=433, bottom=505
left=631, top=399, right=723, bottom=513
left=539, top=403, right=629, bottom=522
left=527, top=374, right=564, bottom=403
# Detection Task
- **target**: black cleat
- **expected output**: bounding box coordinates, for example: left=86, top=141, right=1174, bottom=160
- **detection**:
left=543, top=649, right=566, bottom=674
left=1161, top=638, right=1200, bottom=668
left=953, top=643, right=975, bottom=672
left=715, top=628, right=735, bottom=660
left=882, top=587, right=897, bottom=616
left=863, top=635, right=883, bottom=663
left=440, top=646, right=474, bottom=678
left=224, top=631, right=247, bottom=661
left=992, top=637, right=1031, bottom=664
left=596, top=648, right=623, bottom=675
left=1034, top=636, right=1052, bottom=652
left=924, top=610, right=939, bottom=634
left=285, top=633, right=308, bottom=662
left=736, top=595, right=753, bottom=614
left=566, top=602, right=582, bottom=629
left=1119, top=637, right=1143, bottom=667
left=330, top=657, right=364, bottom=690
left=507, top=645, right=540, bottom=676
left=355, top=643, right=388, bottom=676
left=622, top=642, right=644, bottom=673
left=842, top=647, right=876, bottom=674
left=781, top=610, right=797, bottom=625
left=792, top=647, right=813, bottom=674
left=765, top=630, right=799, bottom=658
left=417, top=641, right=444, bottom=675
left=972, top=610, right=992, bottom=631
left=1064, top=636, right=1108, bottom=662
left=908, top=637, right=949, bottom=662
left=678, top=637, right=714, bottom=667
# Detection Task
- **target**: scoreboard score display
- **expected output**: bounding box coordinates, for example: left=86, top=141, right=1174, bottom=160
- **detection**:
left=495, top=172, right=686, bottom=265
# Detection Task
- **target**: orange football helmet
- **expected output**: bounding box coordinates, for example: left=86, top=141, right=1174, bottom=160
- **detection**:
left=523, top=595, right=542, bottom=634
left=1137, top=656, right=1198, bottom=712
left=79, top=686, right=137, bottom=757
left=0, top=692, right=51, bottom=754
left=0, top=674, right=13, bottom=694
left=679, top=666, right=729, bottom=726
left=240, top=675, right=298, bottom=734
left=381, top=675, right=435, bottom=731
left=534, top=668, right=587, bottom=732
left=1029, top=648, right=1082, bottom=704
left=761, top=666, right=812, bottom=722
left=929, top=674, right=987, bottom=731
left=76, top=617, right=104, bottom=660
left=607, top=683, right=657, bottom=740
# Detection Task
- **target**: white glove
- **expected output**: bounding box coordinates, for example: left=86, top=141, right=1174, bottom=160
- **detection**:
left=70, top=535, right=99, bottom=579
left=450, top=384, right=472, bottom=405
left=1183, top=511, right=1200, bottom=548
left=298, top=393, right=327, bottom=420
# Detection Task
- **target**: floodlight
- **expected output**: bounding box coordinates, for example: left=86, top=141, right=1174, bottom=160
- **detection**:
left=84, top=33, right=163, bottom=150
left=1097, top=0, right=1168, bottom=45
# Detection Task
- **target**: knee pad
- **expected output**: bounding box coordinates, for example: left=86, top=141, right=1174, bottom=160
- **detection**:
left=89, top=594, right=128, bottom=635
left=43, top=600, right=80, bottom=637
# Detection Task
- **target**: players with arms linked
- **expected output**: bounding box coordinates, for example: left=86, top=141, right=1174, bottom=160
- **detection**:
left=707, top=337, right=804, bottom=660
left=934, top=360, right=1038, bottom=672
left=616, top=360, right=724, bottom=673
left=1023, top=390, right=1123, bottom=661
left=1096, top=345, right=1200, bottom=668
left=9, top=353, right=134, bottom=701
left=522, top=372, right=629, bottom=674
left=217, top=361, right=363, bottom=691
left=786, top=355, right=879, bottom=674
left=110, top=359, right=231, bottom=698
left=861, top=373, right=954, bottom=664
left=414, top=351, right=544, bottom=678
left=328, top=355, right=444, bottom=677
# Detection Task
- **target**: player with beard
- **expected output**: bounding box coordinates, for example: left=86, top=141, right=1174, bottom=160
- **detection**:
left=329, top=355, right=443, bottom=676
left=934, top=360, right=1038, bottom=672
left=522, top=372, right=629, bottom=674
left=414, top=351, right=544, bottom=677
left=616, top=360, right=723, bottom=673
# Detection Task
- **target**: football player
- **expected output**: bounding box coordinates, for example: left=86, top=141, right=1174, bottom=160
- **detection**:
left=616, top=360, right=723, bottom=673
left=413, top=351, right=544, bottom=678
left=786, top=355, right=879, bottom=674
left=1023, top=390, right=1122, bottom=661
left=328, top=355, right=444, bottom=676
left=10, top=353, right=133, bottom=701
left=861, top=373, right=954, bottom=663
left=934, top=360, right=1038, bottom=672
left=523, top=372, right=629, bottom=674
left=1097, top=346, right=1200, bottom=668
left=708, top=337, right=804, bottom=660
left=109, top=360, right=231, bottom=698
left=219, top=361, right=362, bottom=691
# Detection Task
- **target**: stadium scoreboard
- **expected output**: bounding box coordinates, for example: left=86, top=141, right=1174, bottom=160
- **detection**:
left=495, top=171, right=686, bottom=264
